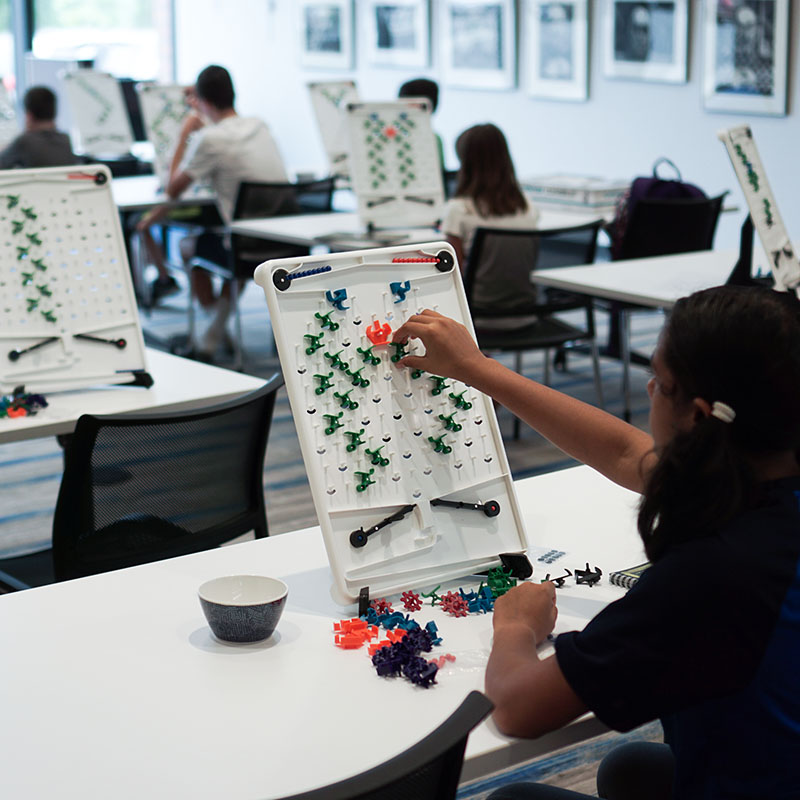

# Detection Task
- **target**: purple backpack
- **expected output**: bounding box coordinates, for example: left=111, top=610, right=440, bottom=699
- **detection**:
left=610, top=158, right=706, bottom=259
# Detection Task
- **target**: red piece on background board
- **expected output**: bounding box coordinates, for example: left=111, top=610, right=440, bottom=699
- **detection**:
left=365, top=321, right=392, bottom=346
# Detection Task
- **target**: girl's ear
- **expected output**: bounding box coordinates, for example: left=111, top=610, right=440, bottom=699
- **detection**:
left=692, top=397, right=712, bottom=423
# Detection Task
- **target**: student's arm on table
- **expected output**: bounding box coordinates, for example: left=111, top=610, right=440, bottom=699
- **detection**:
left=486, top=582, right=587, bottom=738
left=393, top=310, right=655, bottom=492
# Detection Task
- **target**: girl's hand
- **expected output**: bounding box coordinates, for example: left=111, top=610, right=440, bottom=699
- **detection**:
left=392, top=309, right=486, bottom=383
left=493, top=582, right=558, bottom=645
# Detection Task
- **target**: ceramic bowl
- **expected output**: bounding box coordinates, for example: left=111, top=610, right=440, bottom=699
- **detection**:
left=198, top=575, right=288, bottom=643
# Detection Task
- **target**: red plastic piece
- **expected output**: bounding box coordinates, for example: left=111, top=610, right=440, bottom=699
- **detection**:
left=400, top=590, right=422, bottom=612
left=384, top=126, right=397, bottom=138
left=440, top=591, right=469, bottom=617
left=386, top=628, right=407, bottom=643
left=335, top=632, right=364, bottom=649
left=391, top=257, right=440, bottom=263
left=370, top=597, right=393, bottom=614
left=432, top=653, right=456, bottom=668
left=365, top=321, right=392, bottom=346
left=7, top=407, right=26, bottom=418
left=333, top=618, right=379, bottom=649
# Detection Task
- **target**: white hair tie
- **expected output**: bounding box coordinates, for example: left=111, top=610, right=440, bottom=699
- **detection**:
left=710, top=401, right=736, bottom=423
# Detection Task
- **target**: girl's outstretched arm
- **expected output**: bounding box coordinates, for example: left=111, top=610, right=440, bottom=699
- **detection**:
left=392, top=310, right=655, bottom=492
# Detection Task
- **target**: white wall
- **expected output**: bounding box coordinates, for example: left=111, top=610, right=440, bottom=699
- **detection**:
left=175, top=0, right=800, bottom=248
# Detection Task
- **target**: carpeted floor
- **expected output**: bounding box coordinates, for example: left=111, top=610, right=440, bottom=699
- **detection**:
left=0, top=272, right=666, bottom=792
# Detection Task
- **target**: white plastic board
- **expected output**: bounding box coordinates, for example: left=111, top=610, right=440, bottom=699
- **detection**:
left=136, top=83, right=191, bottom=188
left=344, top=100, right=444, bottom=229
left=62, top=69, right=133, bottom=156
left=254, top=242, right=529, bottom=604
left=719, top=125, right=800, bottom=292
left=0, top=165, right=149, bottom=394
left=0, top=83, right=18, bottom=149
left=308, top=81, right=359, bottom=180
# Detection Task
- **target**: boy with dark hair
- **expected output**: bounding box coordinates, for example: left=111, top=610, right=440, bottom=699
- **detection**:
left=0, top=85, right=78, bottom=169
left=398, top=77, right=445, bottom=176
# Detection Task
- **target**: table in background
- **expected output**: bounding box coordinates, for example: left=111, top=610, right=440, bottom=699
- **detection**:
left=531, top=248, right=739, bottom=419
left=112, top=175, right=216, bottom=214
left=0, top=348, right=266, bottom=445
left=0, top=465, right=645, bottom=799
left=229, top=209, right=605, bottom=252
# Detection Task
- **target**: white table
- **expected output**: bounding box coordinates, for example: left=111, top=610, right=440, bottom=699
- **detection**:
left=112, top=175, right=216, bottom=213
left=0, top=348, right=267, bottom=444
left=0, top=465, right=644, bottom=799
left=531, top=248, right=739, bottom=420
left=229, top=209, right=605, bottom=252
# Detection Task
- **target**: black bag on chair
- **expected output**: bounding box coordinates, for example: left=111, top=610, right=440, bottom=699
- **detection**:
left=608, top=158, right=706, bottom=259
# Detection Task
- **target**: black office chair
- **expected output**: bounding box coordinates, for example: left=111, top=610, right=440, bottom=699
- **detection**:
left=188, top=177, right=336, bottom=369
left=0, top=375, right=283, bottom=592
left=604, top=193, right=726, bottom=419
left=443, top=169, right=459, bottom=200
left=274, top=691, right=493, bottom=800
left=463, top=221, right=605, bottom=439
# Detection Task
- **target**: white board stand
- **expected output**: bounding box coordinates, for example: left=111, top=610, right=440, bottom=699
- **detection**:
left=0, top=165, right=150, bottom=394
left=255, top=242, right=529, bottom=603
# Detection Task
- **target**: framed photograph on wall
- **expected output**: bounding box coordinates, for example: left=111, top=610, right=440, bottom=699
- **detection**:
left=602, top=0, right=688, bottom=83
left=364, top=0, right=430, bottom=67
left=702, top=0, right=789, bottom=116
left=299, top=1, right=354, bottom=70
left=441, top=0, right=517, bottom=90
left=524, top=0, right=588, bottom=101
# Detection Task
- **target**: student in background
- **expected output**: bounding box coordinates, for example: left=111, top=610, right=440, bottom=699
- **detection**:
left=142, top=64, right=288, bottom=360
left=398, top=77, right=445, bottom=174
left=392, top=286, right=800, bottom=799
left=443, top=123, right=539, bottom=269
left=0, top=86, right=78, bottom=169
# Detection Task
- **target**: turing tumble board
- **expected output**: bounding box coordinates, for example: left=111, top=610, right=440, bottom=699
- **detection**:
left=0, top=165, right=149, bottom=394
left=254, top=242, right=529, bottom=604
left=719, top=125, right=800, bottom=292
left=308, top=80, right=359, bottom=180
left=344, top=100, right=444, bottom=229
left=62, top=69, right=133, bottom=156
left=136, top=83, right=191, bottom=188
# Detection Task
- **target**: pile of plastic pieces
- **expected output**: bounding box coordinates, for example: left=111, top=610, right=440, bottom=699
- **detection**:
left=0, top=387, right=47, bottom=418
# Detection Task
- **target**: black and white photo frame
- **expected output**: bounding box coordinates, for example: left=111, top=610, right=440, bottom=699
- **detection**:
left=524, top=0, right=588, bottom=101
left=364, top=0, right=430, bottom=68
left=299, top=0, right=354, bottom=70
left=602, top=0, right=688, bottom=83
left=441, top=0, right=517, bottom=90
left=702, top=0, right=789, bottom=116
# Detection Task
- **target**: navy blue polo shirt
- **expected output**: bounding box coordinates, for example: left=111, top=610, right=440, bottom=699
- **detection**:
left=555, top=477, right=800, bottom=800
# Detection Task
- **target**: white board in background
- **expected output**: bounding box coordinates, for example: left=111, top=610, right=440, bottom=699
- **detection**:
left=308, top=80, right=359, bottom=180
left=0, top=165, right=149, bottom=394
left=344, top=100, right=444, bottom=229
left=24, top=56, right=80, bottom=137
left=718, top=124, right=800, bottom=292
left=254, top=242, right=529, bottom=603
left=136, top=83, right=191, bottom=187
left=0, top=83, right=18, bottom=149
left=61, top=69, right=133, bottom=156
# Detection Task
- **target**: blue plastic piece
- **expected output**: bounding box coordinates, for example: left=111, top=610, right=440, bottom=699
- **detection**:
left=390, top=280, right=411, bottom=303
left=326, top=288, right=349, bottom=310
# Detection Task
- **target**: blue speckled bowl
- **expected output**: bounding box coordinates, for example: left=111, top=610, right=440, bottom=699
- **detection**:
left=198, top=575, right=288, bottom=643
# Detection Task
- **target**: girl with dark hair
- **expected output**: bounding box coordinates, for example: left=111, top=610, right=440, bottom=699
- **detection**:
left=392, top=285, right=800, bottom=799
left=443, top=123, right=538, bottom=270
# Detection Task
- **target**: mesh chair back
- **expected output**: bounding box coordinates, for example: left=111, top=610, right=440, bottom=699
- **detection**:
left=231, top=178, right=336, bottom=278
left=617, top=193, right=726, bottom=260
left=464, top=221, right=602, bottom=318
left=275, top=691, right=492, bottom=800
left=51, top=375, right=283, bottom=580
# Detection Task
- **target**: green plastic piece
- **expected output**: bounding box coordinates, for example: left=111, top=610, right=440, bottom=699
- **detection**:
left=20, top=272, right=34, bottom=286
left=324, top=350, right=348, bottom=371
left=449, top=390, right=472, bottom=410
left=356, top=346, right=380, bottom=366
left=323, top=412, right=344, bottom=435
left=365, top=446, right=389, bottom=467
left=21, top=206, right=37, bottom=220
left=315, top=311, right=339, bottom=331
left=410, top=369, right=424, bottom=379
left=26, top=298, right=39, bottom=312
left=344, top=429, right=365, bottom=452
left=37, top=284, right=52, bottom=297
left=486, top=567, right=517, bottom=598
left=16, top=246, right=29, bottom=260
left=31, top=258, right=46, bottom=272
left=304, top=333, right=324, bottom=354
left=314, top=372, right=334, bottom=394
left=438, top=413, right=462, bottom=432
left=11, top=220, right=24, bottom=234
left=5, top=194, right=19, bottom=209
left=41, top=309, right=57, bottom=323
left=333, top=390, right=359, bottom=410
left=429, top=376, right=449, bottom=396
left=349, top=367, right=369, bottom=388
left=428, top=435, right=452, bottom=454
left=354, top=468, right=376, bottom=492
left=390, top=342, right=407, bottom=363
left=26, top=232, right=42, bottom=246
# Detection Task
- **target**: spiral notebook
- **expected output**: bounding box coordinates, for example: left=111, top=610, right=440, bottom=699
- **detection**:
left=609, top=562, right=651, bottom=590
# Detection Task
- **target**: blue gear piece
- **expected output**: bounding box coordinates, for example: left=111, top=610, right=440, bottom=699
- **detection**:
left=325, top=288, right=349, bottom=310
left=389, top=280, right=411, bottom=303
